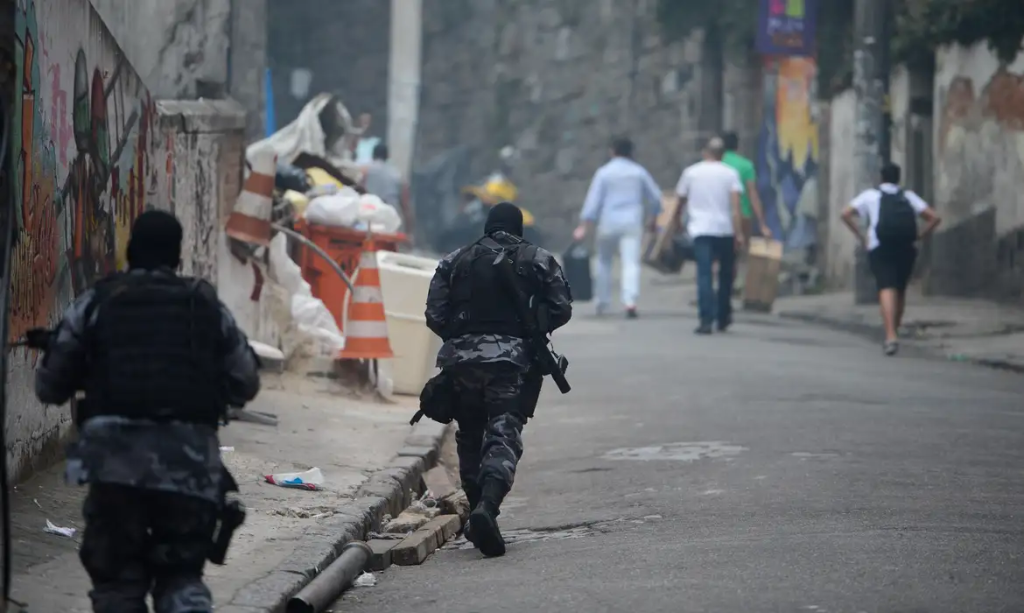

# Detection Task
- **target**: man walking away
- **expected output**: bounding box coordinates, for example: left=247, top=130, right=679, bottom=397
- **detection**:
left=722, top=132, right=771, bottom=243
left=841, top=162, right=941, bottom=355
left=362, top=143, right=415, bottom=235
left=425, top=202, right=572, bottom=557
left=34, top=210, right=261, bottom=613
left=573, top=137, right=662, bottom=319
left=675, top=137, right=744, bottom=335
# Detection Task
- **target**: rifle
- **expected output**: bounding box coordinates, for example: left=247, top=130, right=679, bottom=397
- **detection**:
left=208, top=467, right=246, bottom=565
left=490, top=249, right=571, bottom=394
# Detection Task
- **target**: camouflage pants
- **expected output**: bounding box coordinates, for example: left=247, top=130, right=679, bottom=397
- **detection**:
left=451, top=363, right=530, bottom=505
left=80, top=484, right=218, bottom=613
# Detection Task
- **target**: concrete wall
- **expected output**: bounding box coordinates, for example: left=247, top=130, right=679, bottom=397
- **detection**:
left=8, top=0, right=168, bottom=479
left=930, top=42, right=1024, bottom=300
left=823, top=89, right=859, bottom=289
left=90, top=0, right=267, bottom=142
left=415, top=0, right=721, bottom=247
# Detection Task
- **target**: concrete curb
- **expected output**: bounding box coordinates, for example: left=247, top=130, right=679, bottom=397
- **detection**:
left=225, top=419, right=453, bottom=613
left=778, top=310, right=1024, bottom=372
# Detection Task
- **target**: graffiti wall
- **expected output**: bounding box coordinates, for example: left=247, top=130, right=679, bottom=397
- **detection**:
left=7, top=0, right=160, bottom=479
left=755, top=56, right=820, bottom=254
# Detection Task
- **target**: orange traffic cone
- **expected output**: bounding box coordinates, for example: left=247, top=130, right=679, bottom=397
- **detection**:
left=226, top=150, right=276, bottom=246
left=340, top=235, right=394, bottom=360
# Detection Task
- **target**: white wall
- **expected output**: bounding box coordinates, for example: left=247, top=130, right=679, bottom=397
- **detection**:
left=824, top=89, right=859, bottom=289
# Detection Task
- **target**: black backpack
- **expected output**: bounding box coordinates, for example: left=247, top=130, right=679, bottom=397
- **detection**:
left=875, top=189, right=918, bottom=246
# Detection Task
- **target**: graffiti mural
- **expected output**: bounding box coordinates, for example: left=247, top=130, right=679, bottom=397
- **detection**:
left=10, top=0, right=158, bottom=349
left=755, top=56, right=820, bottom=253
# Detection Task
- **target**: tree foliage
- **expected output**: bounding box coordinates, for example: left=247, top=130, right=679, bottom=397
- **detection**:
left=655, top=0, right=1024, bottom=98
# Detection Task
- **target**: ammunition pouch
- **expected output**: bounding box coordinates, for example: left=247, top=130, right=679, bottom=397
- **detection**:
left=411, top=371, right=458, bottom=425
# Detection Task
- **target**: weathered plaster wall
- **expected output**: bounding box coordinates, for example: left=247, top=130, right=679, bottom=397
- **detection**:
left=415, top=0, right=719, bottom=247
left=8, top=0, right=167, bottom=480
left=90, top=0, right=231, bottom=99
left=90, top=0, right=267, bottom=142
left=930, top=42, right=1024, bottom=299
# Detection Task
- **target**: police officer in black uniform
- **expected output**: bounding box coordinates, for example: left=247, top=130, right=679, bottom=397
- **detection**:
left=34, top=210, right=260, bottom=613
left=425, top=202, right=572, bottom=557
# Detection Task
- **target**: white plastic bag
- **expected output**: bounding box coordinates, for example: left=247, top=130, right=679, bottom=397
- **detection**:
left=304, top=188, right=361, bottom=227
left=267, top=234, right=345, bottom=360
left=355, top=194, right=403, bottom=234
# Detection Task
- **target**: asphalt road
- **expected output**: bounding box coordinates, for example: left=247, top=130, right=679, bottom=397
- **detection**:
left=338, top=284, right=1024, bottom=613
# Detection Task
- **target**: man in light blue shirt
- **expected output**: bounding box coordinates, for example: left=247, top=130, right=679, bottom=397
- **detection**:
left=573, top=138, right=662, bottom=318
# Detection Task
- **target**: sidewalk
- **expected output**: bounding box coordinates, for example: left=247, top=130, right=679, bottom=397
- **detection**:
left=775, top=289, right=1024, bottom=370
left=10, top=371, right=447, bottom=612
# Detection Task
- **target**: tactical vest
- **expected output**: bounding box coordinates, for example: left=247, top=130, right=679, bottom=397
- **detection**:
left=447, top=235, right=540, bottom=338
left=83, top=272, right=226, bottom=426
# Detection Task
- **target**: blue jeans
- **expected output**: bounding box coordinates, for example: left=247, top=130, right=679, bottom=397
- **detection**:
left=693, top=235, right=736, bottom=327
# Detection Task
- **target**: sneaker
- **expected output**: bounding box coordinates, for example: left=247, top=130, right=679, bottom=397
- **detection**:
left=717, top=317, right=732, bottom=332
left=595, top=303, right=608, bottom=317
left=883, top=340, right=899, bottom=356
left=625, top=307, right=638, bottom=320
left=468, top=504, right=506, bottom=557
left=694, top=324, right=713, bottom=335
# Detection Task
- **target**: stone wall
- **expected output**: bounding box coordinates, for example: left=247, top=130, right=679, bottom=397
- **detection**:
left=266, top=0, right=391, bottom=136
left=415, top=0, right=721, bottom=248
left=7, top=0, right=168, bottom=480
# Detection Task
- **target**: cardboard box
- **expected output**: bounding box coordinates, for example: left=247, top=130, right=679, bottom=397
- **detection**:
left=742, top=238, right=784, bottom=312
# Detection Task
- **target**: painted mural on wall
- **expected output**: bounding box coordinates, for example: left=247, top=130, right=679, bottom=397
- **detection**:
left=755, top=56, right=820, bottom=253
left=9, top=0, right=158, bottom=349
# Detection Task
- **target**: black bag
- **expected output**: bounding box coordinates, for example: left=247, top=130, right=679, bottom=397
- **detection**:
left=562, top=243, right=592, bottom=302
left=410, top=371, right=457, bottom=425
left=875, top=189, right=918, bottom=246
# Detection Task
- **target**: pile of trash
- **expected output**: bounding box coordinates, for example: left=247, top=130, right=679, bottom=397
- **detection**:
left=248, top=93, right=403, bottom=235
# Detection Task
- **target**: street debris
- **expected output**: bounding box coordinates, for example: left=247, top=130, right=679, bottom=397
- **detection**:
left=43, top=520, right=76, bottom=538
left=264, top=467, right=324, bottom=490
left=353, top=572, right=377, bottom=588
left=220, top=446, right=235, bottom=452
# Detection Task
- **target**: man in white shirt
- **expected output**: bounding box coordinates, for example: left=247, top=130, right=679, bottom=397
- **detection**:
left=841, top=163, right=941, bottom=355
left=574, top=137, right=662, bottom=319
left=675, top=137, right=744, bottom=335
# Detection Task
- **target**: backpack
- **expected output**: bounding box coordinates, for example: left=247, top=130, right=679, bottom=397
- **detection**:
left=875, top=189, right=918, bottom=246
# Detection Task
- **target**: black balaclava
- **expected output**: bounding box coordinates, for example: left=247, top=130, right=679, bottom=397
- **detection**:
left=126, top=210, right=184, bottom=271
left=484, top=201, right=524, bottom=238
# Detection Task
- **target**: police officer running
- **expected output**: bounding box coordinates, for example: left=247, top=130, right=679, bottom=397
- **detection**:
left=34, top=210, right=261, bottom=613
left=425, top=202, right=572, bottom=557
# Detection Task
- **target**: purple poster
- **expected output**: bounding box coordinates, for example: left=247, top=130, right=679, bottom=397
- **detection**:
left=756, top=0, right=818, bottom=57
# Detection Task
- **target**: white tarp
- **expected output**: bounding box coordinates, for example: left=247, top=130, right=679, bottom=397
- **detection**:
left=246, top=93, right=361, bottom=178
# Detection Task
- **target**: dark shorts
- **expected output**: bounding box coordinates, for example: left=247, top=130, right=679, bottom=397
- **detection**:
left=868, top=244, right=917, bottom=292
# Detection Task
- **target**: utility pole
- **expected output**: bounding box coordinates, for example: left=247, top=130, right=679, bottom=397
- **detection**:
left=852, top=0, right=887, bottom=305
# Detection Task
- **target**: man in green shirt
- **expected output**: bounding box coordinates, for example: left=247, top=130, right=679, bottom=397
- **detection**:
left=722, top=132, right=771, bottom=242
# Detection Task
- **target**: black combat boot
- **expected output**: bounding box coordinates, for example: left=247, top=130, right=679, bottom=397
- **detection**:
left=462, top=482, right=481, bottom=542
left=468, top=480, right=506, bottom=557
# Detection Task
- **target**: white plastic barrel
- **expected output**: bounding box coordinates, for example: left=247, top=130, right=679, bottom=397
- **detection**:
left=376, top=252, right=443, bottom=396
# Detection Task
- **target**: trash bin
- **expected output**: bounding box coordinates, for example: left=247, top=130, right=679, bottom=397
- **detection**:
left=376, top=252, right=442, bottom=396
left=293, top=219, right=407, bottom=334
